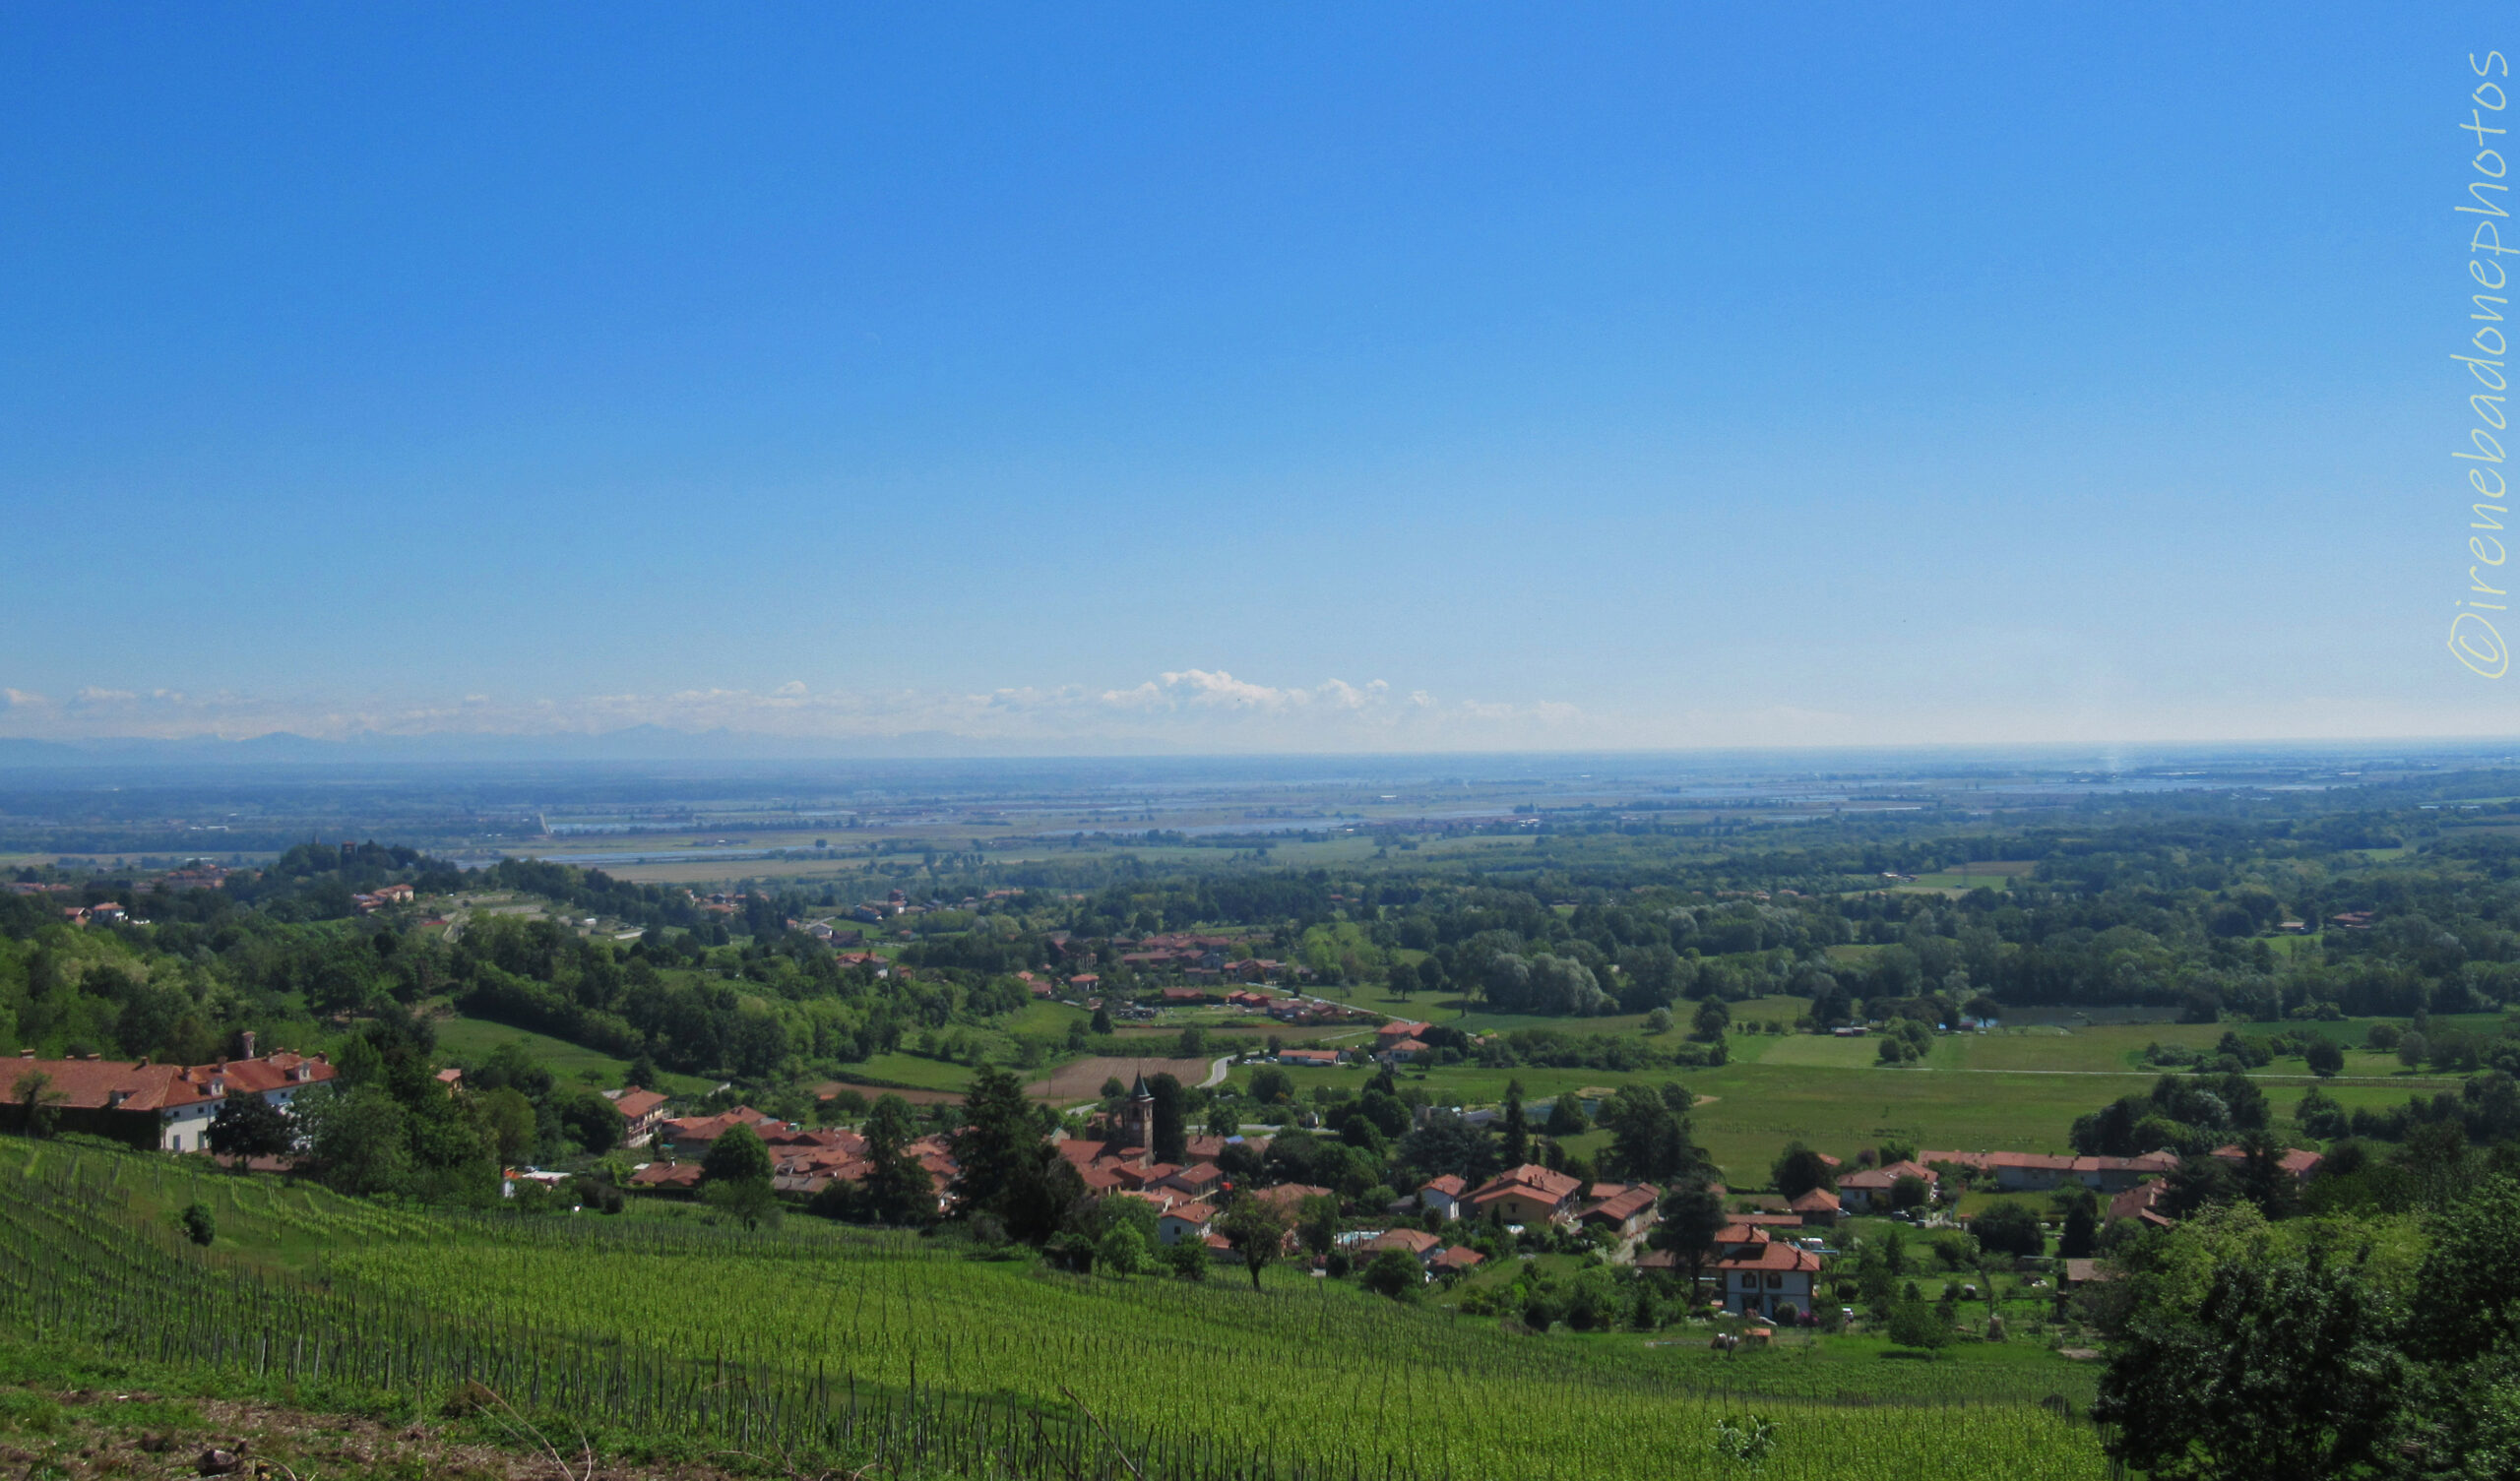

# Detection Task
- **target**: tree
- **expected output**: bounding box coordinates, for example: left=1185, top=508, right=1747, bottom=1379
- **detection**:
left=1651, top=1184, right=1730, bottom=1288
left=1600, top=1083, right=1701, bottom=1183
left=856, top=1094, right=936, bottom=1225
left=2058, top=1196, right=2099, bottom=1260
left=1203, top=1102, right=1236, bottom=1140
left=1972, top=1202, right=2045, bottom=1258
left=1149, top=1073, right=1187, bottom=1166
left=302, top=1084, right=411, bottom=1197
left=947, top=1066, right=1074, bottom=1242
left=205, top=1095, right=294, bottom=1159
left=1770, top=1142, right=1836, bottom=1201
left=11, top=1070, right=64, bottom=1139
left=1691, top=999, right=1731, bottom=1042
left=1295, top=1193, right=1340, bottom=1257
left=1217, top=1197, right=1290, bottom=1292
left=1159, top=1237, right=1209, bottom=1280
left=1543, top=1094, right=1587, bottom=1138
left=556, top=1090, right=622, bottom=1154
left=476, top=1086, right=537, bottom=1166
left=951, top=1065, right=1043, bottom=1216
left=1090, top=1004, right=1114, bottom=1035
left=1499, top=1080, right=1529, bottom=1167
left=1415, top=958, right=1449, bottom=999
left=1360, top=1248, right=1421, bottom=1299
left=2304, top=1038, right=2345, bottom=1078
left=176, top=1202, right=216, bottom=1247
left=1890, top=1174, right=1930, bottom=1213
left=2407, top=1174, right=2520, bottom=1364
left=1099, top=1221, right=1150, bottom=1277
left=2094, top=1251, right=2405, bottom=1481
left=1884, top=1296, right=1950, bottom=1353
left=702, top=1122, right=774, bottom=1185
left=700, top=1122, right=779, bottom=1228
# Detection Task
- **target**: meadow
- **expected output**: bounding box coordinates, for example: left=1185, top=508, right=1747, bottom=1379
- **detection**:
left=1224, top=1010, right=2472, bottom=1182
left=433, top=1014, right=718, bottom=1096
left=0, top=1142, right=2114, bottom=1481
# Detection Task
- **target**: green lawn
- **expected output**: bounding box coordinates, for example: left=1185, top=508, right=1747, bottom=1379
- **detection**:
left=834, top=1052, right=981, bottom=1092
left=993, top=999, right=1090, bottom=1035
left=431, top=1014, right=715, bottom=1096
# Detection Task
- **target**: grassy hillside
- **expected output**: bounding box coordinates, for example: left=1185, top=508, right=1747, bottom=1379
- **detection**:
left=0, top=1141, right=2112, bottom=1481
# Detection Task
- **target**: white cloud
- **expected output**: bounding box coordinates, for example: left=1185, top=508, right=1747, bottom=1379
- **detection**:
left=0, top=670, right=1610, bottom=752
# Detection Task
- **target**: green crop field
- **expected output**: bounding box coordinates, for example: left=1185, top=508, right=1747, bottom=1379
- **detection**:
left=0, top=1142, right=2111, bottom=1481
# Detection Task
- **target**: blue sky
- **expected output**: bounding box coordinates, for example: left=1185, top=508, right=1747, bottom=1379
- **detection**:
left=2, top=3, right=2514, bottom=751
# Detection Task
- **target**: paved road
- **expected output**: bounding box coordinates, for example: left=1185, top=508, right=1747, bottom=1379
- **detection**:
left=1199, top=1055, right=1233, bottom=1088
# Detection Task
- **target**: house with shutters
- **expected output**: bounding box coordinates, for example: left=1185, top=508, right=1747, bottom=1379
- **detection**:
left=1709, top=1224, right=1824, bottom=1320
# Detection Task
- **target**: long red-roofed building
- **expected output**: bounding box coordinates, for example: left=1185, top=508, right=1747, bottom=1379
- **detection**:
left=1, top=1048, right=335, bottom=1152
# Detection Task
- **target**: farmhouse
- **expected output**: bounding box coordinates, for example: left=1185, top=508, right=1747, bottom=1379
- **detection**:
left=0, top=1047, right=336, bottom=1152
left=1577, top=1183, right=1660, bottom=1239
left=1252, top=1183, right=1333, bottom=1222
left=1834, top=1159, right=1937, bottom=1214
left=662, top=1106, right=791, bottom=1158
left=1361, top=1227, right=1442, bottom=1267
left=1712, top=1235, right=1823, bottom=1320
left=1156, top=1201, right=1218, bottom=1245
left=1373, top=1020, right=1434, bottom=1051
left=1787, top=1187, right=1842, bottom=1225
left=1418, top=1174, right=1467, bottom=1220
left=628, top=1161, right=705, bottom=1191
left=607, top=1087, right=671, bottom=1146
left=1464, top=1163, right=1583, bottom=1225
left=2110, top=1180, right=2174, bottom=1228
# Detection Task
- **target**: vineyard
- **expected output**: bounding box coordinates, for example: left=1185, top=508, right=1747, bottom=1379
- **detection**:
left=0, top=1142, right=2115, bottom=1481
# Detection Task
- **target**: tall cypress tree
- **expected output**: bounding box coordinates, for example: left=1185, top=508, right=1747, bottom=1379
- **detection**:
left=1149, top=1073, right=1187, bottom=1165
left=1501, top=1079, right=1529, bottom=1167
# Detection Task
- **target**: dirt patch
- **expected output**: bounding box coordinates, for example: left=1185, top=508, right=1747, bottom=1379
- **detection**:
left=1026, top=1056, right=1215, bottom=1101
left=0, top=1386, right=748, bottom=1481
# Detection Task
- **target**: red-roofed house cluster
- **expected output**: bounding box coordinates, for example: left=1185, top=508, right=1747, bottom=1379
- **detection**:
left=1, top=1037, right=335, bottom=1152
left=1055, top=1073, right=1271, bottom=1260
left=626, top=1103, right=958, bottom=1207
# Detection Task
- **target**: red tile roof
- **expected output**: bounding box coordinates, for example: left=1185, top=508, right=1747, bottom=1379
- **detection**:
left=1713, top=1241, right=1822, bottom=1274
left=1364, top=1227, right=1440, bottom=1256
left=613, top=1088, right=669, bottom=1121
left=1467, top=1163, right=1583, bottom=1209
left=1580, top=1185, right=1660, bottom=1224
left=1839, top=1159, right=1937, bottom=1191
left=3, top=1052, right=334, bottom=1113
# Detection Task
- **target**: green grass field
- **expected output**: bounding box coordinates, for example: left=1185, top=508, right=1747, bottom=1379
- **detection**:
left=430, top=1014, right=716, bottom=1096
left=1249, top=1015, right=2472, bottom=1184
